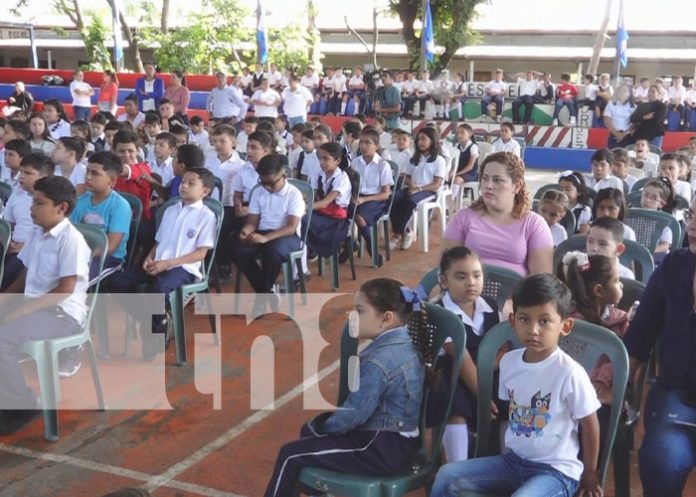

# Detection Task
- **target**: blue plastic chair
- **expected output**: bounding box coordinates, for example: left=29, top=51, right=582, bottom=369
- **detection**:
left=626, top=207, right=682, bottom=252
left=298, top=302, right=466, bottom=497
left=18, top=224, right=107, bottom=441
left=0, top=219, right=12, bottom=285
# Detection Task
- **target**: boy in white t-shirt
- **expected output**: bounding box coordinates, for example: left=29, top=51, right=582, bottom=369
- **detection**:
left=431, top=273, right=602, bottom=497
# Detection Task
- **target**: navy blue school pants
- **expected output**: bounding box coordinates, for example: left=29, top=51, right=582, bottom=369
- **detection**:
left=264, top=422, right=414, bottom=497
left=0, top=307, right=80, bottom=409
left=218, top=207, right=247, bottom=266
left=89, top=255, right=123, bottom=283
left=106, top=265, right=195, bottom=333
left=305, top=213, right=349, bottom=258
left=231, top=233, right=301, bottom=293
left=389, top=190, right=435, bottom=235
left=1, top=252, right=24, bottom=290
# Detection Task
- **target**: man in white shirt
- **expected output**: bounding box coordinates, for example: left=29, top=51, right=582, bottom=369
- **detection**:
left=207, top=71, right=247, bottom=124
left=282, top=75, right=313, bottom=126
left=511, top=70, right=542, bottom=124
left=481, top=68, right=507, bottom=121
left=320, top=68, right=335, bottom=115
left=267, top=63, right=283, bottom=90
left=347, top=67, right=366, bottom=116
left=251, top=78, right=282, bottom=122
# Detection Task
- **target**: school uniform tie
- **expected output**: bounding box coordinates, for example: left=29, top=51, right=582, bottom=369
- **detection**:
left=297, top=152, right=305, bottom=176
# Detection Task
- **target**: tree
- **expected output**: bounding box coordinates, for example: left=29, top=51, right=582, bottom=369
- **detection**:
left=266, top=24, right=310, bottom=72
left=588, top=0, right=613, bottom=76
left=389, top=0, right=484, bottom=75
left=83, top=14, right=114, bottom=70
left=306, top=0, right=322, bottom=71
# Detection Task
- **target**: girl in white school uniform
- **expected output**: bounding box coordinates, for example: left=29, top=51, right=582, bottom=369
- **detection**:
left=43, top=99, right=72, bottom=140
left=28, top=113, right=56, bottom=155
left=389, top=126, right=447, bottom=250
left=306, top=142, right=354, bottom=260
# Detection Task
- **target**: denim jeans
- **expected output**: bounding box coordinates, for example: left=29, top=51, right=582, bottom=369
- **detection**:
left=553, top=99, right=576, bottom=119
left=638, top=382, right=696, bottom=497
left=73, top=105, right=91, bottom=121
left=649, top=136, right=664, bottom=149
left=481, top=95, right=504, bottom=117
left=431, top=450, right=579, bottom=497
left=287, top=115, right=306, bottom=127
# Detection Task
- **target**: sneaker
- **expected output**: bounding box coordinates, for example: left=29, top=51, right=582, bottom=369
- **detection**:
left=0, top=409, right=41, bottom=435
left=401, top=231, right=414, bottom=250
left=552, top=118, right=559, bottom=126
left=58, top=346, right=83, bottom=378
left=569, top=116, right=576, bottom=126
left=389, top=236, right=402, bottom=251
left=269, top=285, right=282, bottom=313
left=307, top=249, right=319, bottom=263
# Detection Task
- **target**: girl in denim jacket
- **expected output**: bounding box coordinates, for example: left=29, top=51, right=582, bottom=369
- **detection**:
left=263, top=277, right=434, bottom=497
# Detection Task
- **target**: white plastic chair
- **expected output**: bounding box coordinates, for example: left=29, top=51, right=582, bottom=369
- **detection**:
left=412, top=155, right=457, bottom=253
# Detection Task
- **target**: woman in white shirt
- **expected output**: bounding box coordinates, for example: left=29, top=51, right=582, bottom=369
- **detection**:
left=604, top=84, right=635, bottom=149
left=70, top=69, right=94, bottom=121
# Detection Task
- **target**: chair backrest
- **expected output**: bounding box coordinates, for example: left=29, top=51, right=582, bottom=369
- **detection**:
left=289, top=178, right=315, bottom=245
left=74, top=224, right=108, bottom=328
left=625, top=190, right=642, bottom=208
left=533, top=183, right=562, bottom=201
left=627, top=167, right=645, bottom=180
left=213, top=175, right=224, bottom=202
left=154, top=196, right=225, bottom=281
left=0, top=219, right=12, bottom=285
left=560, top=208, right=577, bottom=237
left=385, top=160, right=400, bottom=215
left=117, top=191, right=143, bottom=268
left=475, top=320, right=629, bottom=485
left=631, top=177, right=651, bottom=193
left=626, top=207, right=681, bottom=251
left=675, top=195, right=690, bottom=210
left=554, top=235, right=654, bottom=283
left=336, top=302, right=466, bottom=475
left=617, top=277, right=645, bottom=312
left=419, top=266, right=440, bottom=298
left=0, top=182, right=12, bottom=206
left=477, top=141, right=493, bottom=157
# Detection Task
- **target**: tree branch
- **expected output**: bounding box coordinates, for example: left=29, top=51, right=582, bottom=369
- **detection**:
left=344, top=15, right=372, bottom=57
left=371, top=7, right=380, bottom=69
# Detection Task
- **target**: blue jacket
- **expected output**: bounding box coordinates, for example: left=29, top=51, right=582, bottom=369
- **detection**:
left=319, top=326, right=424, bottom=434
left=135, top=76, right=165, bottom=112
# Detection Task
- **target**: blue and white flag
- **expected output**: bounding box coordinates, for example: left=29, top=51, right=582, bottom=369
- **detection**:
left=256, top=2, right=268, bottom=64
left=112, top=0, right=124, bottom=68
left=424, top=0, right=435, bottom=62
left=616, top=0, right=629, bottom=68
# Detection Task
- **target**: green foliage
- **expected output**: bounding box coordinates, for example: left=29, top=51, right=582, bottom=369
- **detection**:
left=266, top=24, right=310, bottom=72
left=82, top=14, right=113, bottom=70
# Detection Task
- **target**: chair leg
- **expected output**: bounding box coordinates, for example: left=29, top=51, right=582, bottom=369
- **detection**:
left=84, top=340, right=105, bottom=410
left=348, top=240, right=357, bottom=280
left=170, top=288, right=187, bottom=366
left=212, top=261, right=222, bottom=294
left=330, top=253, right=339, bottom=291
left=200, top=290, right=220, bottom=346
left=234, top=269, right=243, bottom=315
left=369, top=225, right=380, bottom=267
left=612, top=428, right=631, bottom=497
left=418, top=206, right=430, bottom=253
left=294, top=257, right=307, bottom=304
left=34, top=347, right=59, bottom=441
left=282, top=262, right=295, bottom=318
left=382, top=221, right=391, bottom=262
left=95, top=303, right=110, bottom=359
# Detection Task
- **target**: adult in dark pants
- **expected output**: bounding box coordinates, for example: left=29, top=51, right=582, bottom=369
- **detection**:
left=629, top=85, right=667, bottom=149
left=623, top=202, right=696, bottom=497
left=373, top=71, right=402, bottom=131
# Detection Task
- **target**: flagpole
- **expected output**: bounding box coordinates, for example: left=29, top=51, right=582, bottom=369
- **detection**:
left=420, top=0, right=427, bottom=73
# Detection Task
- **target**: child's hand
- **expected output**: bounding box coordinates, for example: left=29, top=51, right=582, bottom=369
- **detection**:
left=146, top=260, right=171, bottom=275
left=490, top=400, right=499, bottom=418
left=355, top=197, right=364, bottom=206
left=142, top=256, right=155, bottom=272
left=8, top=241, right=23, bottom=254
left=239, top=229, right=251, bottom=242
left=247, top=233, right=268, bottom=245
left=577, top=469, right=603, bottom=497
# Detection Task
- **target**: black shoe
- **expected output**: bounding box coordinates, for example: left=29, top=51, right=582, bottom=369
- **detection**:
left=338, top=248, right=351, bottom=264
left=307, top=250, right=319, bottom=263
left=0, top=409, right=41, bottom=435
left=376, top=254, right=384, bottom=268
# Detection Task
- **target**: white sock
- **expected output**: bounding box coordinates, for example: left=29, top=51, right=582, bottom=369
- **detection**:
left=452, top=183, right=461, bottom=200
left=436, top=104, right=443, bottom=117
left=353, top=100, right=359, bottom=115
left=443, top=424, right=469, bottom=462
left=341, top=102, right=347, bottom=114
left=444, top=102, right=451, bottom=117
left=458, top=101, right=463, bottom=118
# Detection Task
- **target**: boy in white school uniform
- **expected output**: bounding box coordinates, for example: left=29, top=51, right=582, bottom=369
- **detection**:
left=281, top=75, right=313, bottom=127
left=232, top=154, right=305, bottom=314
left=148, top=132, right=176, bottom=188
left=0, top=176, right=91, bottom=434
left=188, top=116, right=211, bottom=151
left=236, top=117, right=258, bottom=154
left=1, top=138, right=32, bottom=190
left=106, top=167, right=216, bottom=361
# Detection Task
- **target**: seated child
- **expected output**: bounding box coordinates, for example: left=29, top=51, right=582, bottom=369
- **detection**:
left=236, top=116, right=258, bottom=154
left=640, top=178, right=677, bottom=255
left=288, top=122, right=307, bottom=168
left=0, top=176, right=91, bottom=433
left=306, top=142, right=352, bottom=260
left=452, top=124, right=480, bottom=200
left=586, top=217, right=635, bottom=279
left=295, top=129, right=319, bottom=181
left=103, top=119, right=125, bottom=152
left=28, top=113, right=57, bottom=155
left=350, top=128, right=394, bottom=265
left=426, top=247, right=500, bottom=462
left=659, top=153, right=693, bottom=202
left=142, top=112, right=162, bottom=163
left=558, top=171, right=593, bottom=234
left=169, top=124, right=189, bottom=148
left=263, top=277, right=430, bottom=497
left=538, top=189, right=570, bottom=247
left=1, top=138, right=32, bottom=190
left=390, top=129, right=413, bottom=176
left=70, top=120, right=95, bottom=155
left=1, top=152, right=55, bottom=289
left=389, top=127, right=446, bottom=251
left=490, top=122, right=521, bottom=157
left=431, top=273, right=602, bottom=497
left=107, top=167, right=216, bottom=360
left=232, top=154, right=305, bottom=314
left=230, top=131, right=272, bottom=235
left=587, top=149, right=625, bottom=192
left=117, top=94, right=146, bottom=129
left=611, top=148, right=638, bottom=190
left=592, top=187, right=636, bottom=241
left=341, top=120, right=362, bottom=160
left=89, top=113, right=108, bottom=153
left=70, top=151, right=131, bottom=282
left=188, top=115, right=210, bottom=150
left=52, top=137, right=87, bottom=195
left=148, top=132, right=176, bottom=187
left=159, top=144, right=205, bottom=200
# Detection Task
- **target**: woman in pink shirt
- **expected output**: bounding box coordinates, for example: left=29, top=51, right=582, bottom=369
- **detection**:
left=97, top=70, right=119, bottom=116
left=164, top=70, right=191, bottom=125
left=442, top=152, right=553, bottom=276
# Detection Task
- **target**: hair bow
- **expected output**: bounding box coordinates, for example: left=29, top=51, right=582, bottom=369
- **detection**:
left=561, top=251, right=591, bottom=279
left=400, top=285, right=428, bottom=312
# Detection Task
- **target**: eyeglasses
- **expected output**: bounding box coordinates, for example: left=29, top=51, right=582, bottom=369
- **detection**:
left=259, top=175, right=285, bottom=189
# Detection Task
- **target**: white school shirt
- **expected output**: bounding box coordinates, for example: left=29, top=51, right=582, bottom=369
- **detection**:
left=518, top=78, right=538, bottom=97
left=251, top=89, right=281, bottom=118
left=300, top=150, right=321, bottom=180
left=333, top=73, right=347, bottom=93
left=686, top=89, right=696, bottom=106
left=584, top=83, right=598, bottom=100
left=379, top=131, right=392, bottom=150
left=573, top=204, right=592, bottom=228
left=301, top=74, right=319, bottom=90
left=418, top=79, right=434, bottom=94
left=351, top=154, right=393, bottom=195
left=2, top=187, right=33, bottom=243
left=206, top=152, right=244, bottom=206
left=148, top=156, right=174, bottom=187
left=231, top=162, right=259, bottom=203
left=282, top=86, right=313, bottom=119
left=441, top=292, right=494, bottom=343
left=249, top=181, right=305, bottom=236
left=391, top=149, right=413, bottom=176
left=618, top=258, right=635, bottom=279
left=70, top=80, right=92, bottom=107
left=588, top=175, right=624, bottom=192
left=486, top=80, right=507, bottom=95
left=632, top=86, right=649, bottom=102
left=668, top=86, right=686, bottom=105
left=56, top=162, right=87, bottom=188
left=604, top=101, right=634, bottom=131
left=288, top=147, right=302, bottom=168
left=48, top=120, right=71, bottom=140
left=267, top=70, right=283, bottom=87
left=207, top=85, right=247, bottom=120
left=235, top=131, right=249, bottom=154
left=408, top=155, right=447, bottom=188
left=499, top=347, right=600, bottom=481
left=550, top=222, right=567, bottom=246
left=619, top=174, right=638, bottom=190
left=402, top=79, right=417, bottom=94
left=322, top=76, right=335, bottom=92
left=190, top=129, right=211, bottom=150
left=658, top=87, right=669, bottom=103
left=155, top=199, right=216, bottom=280
left=348, top=75, right=364, bottom=90
left=19, top=218, right=91, bottom=324
left=1, top=170, right=19, bottom=190
left=30, top=138, right=56, bottom=155
left=117, top=112, right=146, bottom=129
left=310, top=168, right=352, bottom=208
left=675, top=180, right=692, bottom=201
left=240, top=74, right=253, bottom=89
left=491, top=138, right=521, bottom=157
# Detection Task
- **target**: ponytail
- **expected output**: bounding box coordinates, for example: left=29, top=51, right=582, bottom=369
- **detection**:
left=557, top=252, right=614, bottom=325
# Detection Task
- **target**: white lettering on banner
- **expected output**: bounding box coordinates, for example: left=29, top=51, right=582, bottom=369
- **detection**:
left=465, top=82, right=519, bottom=99
left=578, top=108, right=593, bottom=128
left=573, top=127, right=589, bottom=149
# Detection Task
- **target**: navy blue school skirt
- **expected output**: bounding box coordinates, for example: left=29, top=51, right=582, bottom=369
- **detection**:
left=355, top=199, right=388, bottom=226
left=306, top=212, right=350, bottom=257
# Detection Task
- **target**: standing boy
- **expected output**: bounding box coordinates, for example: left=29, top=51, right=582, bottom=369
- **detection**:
left=0, top=176, right=91, bottom=434
left=431, top=273, right=602, bottom=497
